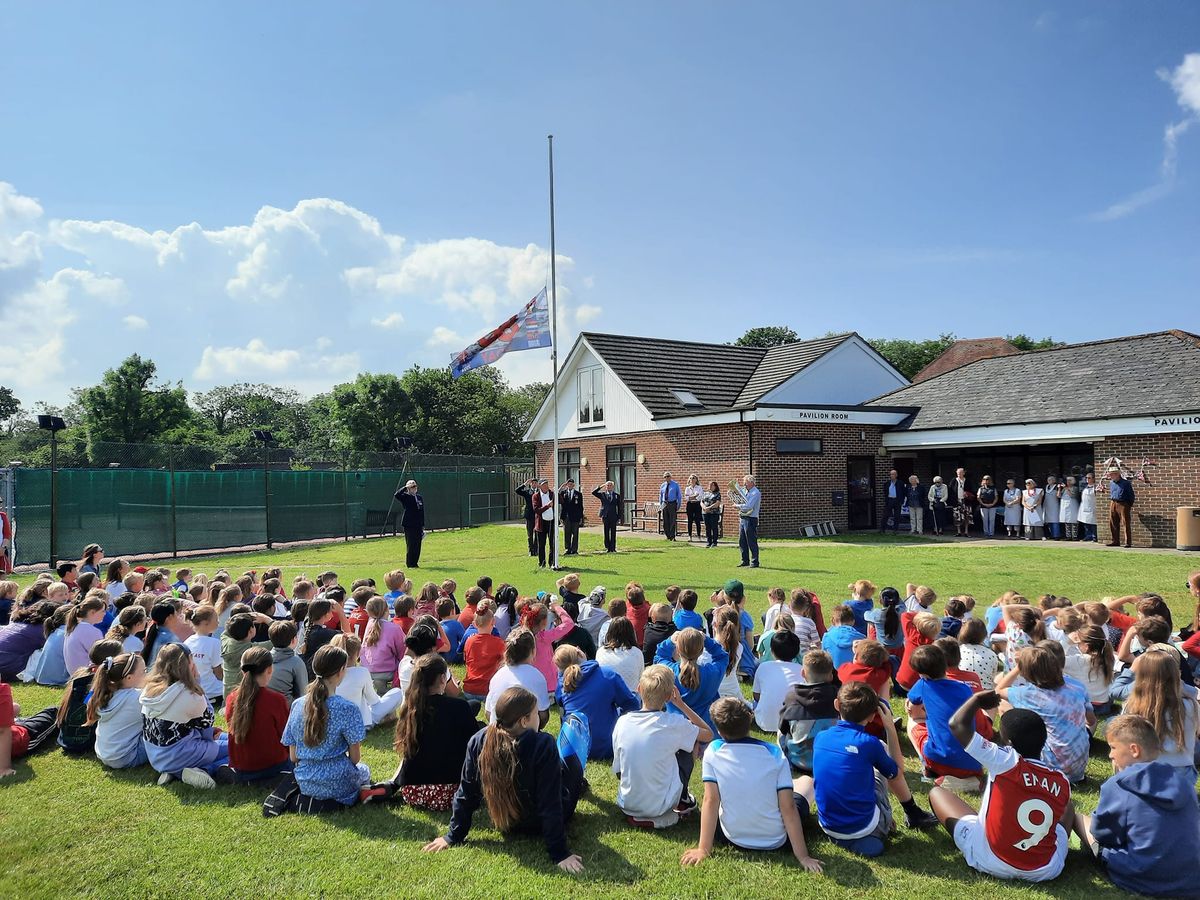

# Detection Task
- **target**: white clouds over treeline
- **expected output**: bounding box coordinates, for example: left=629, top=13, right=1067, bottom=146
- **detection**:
left=0, top=183, right=596, bottom=404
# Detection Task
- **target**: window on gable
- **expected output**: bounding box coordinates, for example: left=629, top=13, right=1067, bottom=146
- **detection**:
left=578, top=368, right=604, bottom=425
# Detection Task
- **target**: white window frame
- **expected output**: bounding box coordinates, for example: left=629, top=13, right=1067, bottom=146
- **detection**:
left=577, top=367, right=604, bottom=427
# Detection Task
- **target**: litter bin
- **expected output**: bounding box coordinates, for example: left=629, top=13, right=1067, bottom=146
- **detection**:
left=1178, top=507, right=1200, bottom=551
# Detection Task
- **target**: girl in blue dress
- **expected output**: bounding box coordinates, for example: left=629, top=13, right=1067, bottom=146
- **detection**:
left=282, top=644, right=374, bottom=805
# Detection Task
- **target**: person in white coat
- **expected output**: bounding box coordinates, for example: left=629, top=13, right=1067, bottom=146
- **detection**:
left=1076, top=472, right=1098, bottom=542
left=1021, top=478, right=1045, bottom=540
left=1002, top=478, right=1023, bottom=538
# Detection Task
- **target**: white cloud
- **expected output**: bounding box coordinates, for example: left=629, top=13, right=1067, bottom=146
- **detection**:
left=575, top=303, right=602, bottom=325
left=0, top=182, right=579, bottom=403
left=1091, top=52, right=1200, bottom=221
left=371, top=312, right=405, bottom=329
left=426, top=326, right=462, bottom=347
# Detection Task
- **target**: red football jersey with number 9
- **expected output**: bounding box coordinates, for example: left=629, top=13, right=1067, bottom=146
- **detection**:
left=977, top=740, right=1071, bottom=870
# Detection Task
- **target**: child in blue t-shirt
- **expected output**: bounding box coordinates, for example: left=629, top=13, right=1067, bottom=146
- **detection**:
left=821, top=605, right=867, bottom=669
left=905, top=644, right=989, bottom=791
left=797, top=681, right=938, bottom=857
left=680, top=697, right=822, bottom=872
left=845, top=579, right=876, bottom=634
left=672, top=589, right=705, bottom=633
left=437, top=598, right=466, bottom=664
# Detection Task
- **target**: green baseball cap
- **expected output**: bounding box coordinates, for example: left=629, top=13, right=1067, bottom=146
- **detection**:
left=723, top=579, right=744, bottom=598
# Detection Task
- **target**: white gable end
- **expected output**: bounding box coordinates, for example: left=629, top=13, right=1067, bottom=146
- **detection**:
left=523, top=339, right=654, bottom=442
left=758, top=336, right=908, bottom=405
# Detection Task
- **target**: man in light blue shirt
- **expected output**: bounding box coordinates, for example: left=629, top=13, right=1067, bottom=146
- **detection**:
left=735, top=474, right=762, bottom=568
left=660, top=472, right=682, bottom=541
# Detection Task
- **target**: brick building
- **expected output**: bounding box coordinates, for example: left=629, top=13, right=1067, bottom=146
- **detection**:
left=526, top=329, right=1200, bottom=548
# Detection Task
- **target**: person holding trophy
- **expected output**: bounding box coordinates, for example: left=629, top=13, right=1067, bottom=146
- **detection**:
left=730, top=474, right=762, bottom=568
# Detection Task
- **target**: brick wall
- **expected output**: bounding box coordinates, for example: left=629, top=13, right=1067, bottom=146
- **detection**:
left=1095, top=432, right=1200, bottom=548
left=535, top=423, right=751, bottom=524
left=750, top=421, right=888, bottom=535
left=535, top=421, right=891, bottom=538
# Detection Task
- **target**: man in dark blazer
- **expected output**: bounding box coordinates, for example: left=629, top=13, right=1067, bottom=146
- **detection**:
left=515, top=477, right=537, bottom=556
left=880, top=468, right=903, bottom=533
left=531, top=478, right=556, bottom=568
left=558, top=478, right=585, bottom=555
left=592, top=480, right=622, bottom=553
left=394, top=479, right=425, bottom=568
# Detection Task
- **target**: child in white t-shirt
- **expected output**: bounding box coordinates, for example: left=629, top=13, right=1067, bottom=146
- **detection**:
left=681, top=697, right=822, bottom=873
left=752, top=630, right=805, bottom=733
left=184, top=606, right=224, bottom=704
left=612, top=664, right=711, bottom=828
left=484, top=628, right=550, bottom=727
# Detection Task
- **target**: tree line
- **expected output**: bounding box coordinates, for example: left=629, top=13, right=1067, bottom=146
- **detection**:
left=732, top=326, right=1060, bottom=379
left=0, top=358, right=549, bottom=468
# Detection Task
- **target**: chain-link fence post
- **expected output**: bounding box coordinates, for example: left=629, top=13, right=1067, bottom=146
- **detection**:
left=342, top=451, right=349, bottom=543
left=169, top=445, right=178, bottom=558
left=264, top=444, right=273, bottom=550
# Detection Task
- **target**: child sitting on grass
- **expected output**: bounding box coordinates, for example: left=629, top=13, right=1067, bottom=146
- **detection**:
left=821, top=605, right=866, bottom=669
left=424, top=686, right=587, bottom=874
left=844, top=579, right=876, bottom=634
left=756, top=611, right=795, bottom=662
left=752, top=629, right=805, bottom=733
left=1074, top=714, right=1200, bottom=897
left=655, top=627, right=729, bottom=734
left=485, top=628, right=550, bottom=728
left=864, top=586, right=905, bottom=662
left=929, top=689, right=1073, bottom=883
left=779, top=650, right=839, bottom=773
left=437, top=597, right=466, bottom=664
left=331, top=633, right=404, bottom=729
left=897, top=610, right=941, bottom=692
left=462, top=601, right=504, bottom=703
left=612, top=664, right=712, bottom=829
left=641, top=602, right=677, bottom=665
left=0, top=681, right=59, bottom=777
left=906, top=644, right=989, bottom=791
left=86, top=652, right=148, bottom=769
left=956, top=618, right=1003, bottom=690
left=281, top=644, right=380, bottom=807
left=837, top=639, right=893, bottom=700
left=554, top=644, right=639, bottom=759
left=680, top=696, right=822, bottom=872
left=672, top=588, right=705, bottom=633
left=798, top=681, right=937, bottom=858
left=224, top=645, right=292, bottom=784
left=267, top=621, right=309, bottom=705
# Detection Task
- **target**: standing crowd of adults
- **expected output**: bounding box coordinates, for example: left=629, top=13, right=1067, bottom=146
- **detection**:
left=513, top=471, right=762, bottom=567
left=879, top=465, right=1137, bottom=547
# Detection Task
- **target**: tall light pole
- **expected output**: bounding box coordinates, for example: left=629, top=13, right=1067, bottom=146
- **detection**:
left=38, top=415, right=67, bottom=566
left=253, top=429, right=276, bottom=549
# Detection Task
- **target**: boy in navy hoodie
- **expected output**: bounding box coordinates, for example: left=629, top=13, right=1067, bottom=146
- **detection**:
left=1075, top=715, right=1200, bottom=898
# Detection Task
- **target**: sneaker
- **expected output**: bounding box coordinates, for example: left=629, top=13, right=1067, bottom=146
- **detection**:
left=358, top=785, right=389, bottom=804
left=626, top=815, right=657, bottom=829
left=674, top=794, right=698, bottom=816
left=157, top=772, right=177, bottom=787
left=180, top=767, right=216, bottom=789
left=212, top=765, right=237, bottom=786
left=904, top=808, right=939, bottom=829
left=936, top=774, right=983, bottom=792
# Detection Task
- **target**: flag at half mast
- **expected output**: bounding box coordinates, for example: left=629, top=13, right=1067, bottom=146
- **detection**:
left=450, top=288, right=552, bottom=379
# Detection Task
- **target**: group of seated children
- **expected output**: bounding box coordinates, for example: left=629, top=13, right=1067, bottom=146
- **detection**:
left=2, top=554, right=1199, bottom=894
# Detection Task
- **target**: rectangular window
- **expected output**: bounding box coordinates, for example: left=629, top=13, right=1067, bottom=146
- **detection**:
left=606, top=443, right=636, bottom=523
left=558, top=448, right=580, bottom=487
left=577, top=367, right=604, bottom=426
left=776, top=438, right=822, bottom=454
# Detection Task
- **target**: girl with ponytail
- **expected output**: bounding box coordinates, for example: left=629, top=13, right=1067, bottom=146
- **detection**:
left=224, top=645, right=291, bottom=783
left=553, top=643, right=639, bottom=759
left=62, top=595, right=107, bottom=673
left=87, top=652, right=148, bottom=768
left=713, top=607, right=744, bottom=699
left=281, top=644, right=378, bottom=805
left=653, top=626, right=729, bottom=733
left=360, top=596, right=406, bottom=695
left=106, top=605, right=148, bottom=654
left=57, top=638, right=122, bottom=753
left=392, top=654, right=481, bottom=809
left=423, top=686, right=586, bottom=873
left=142, top=601, right=185, bottom=668
left=330, top=633, right=404, bottom=729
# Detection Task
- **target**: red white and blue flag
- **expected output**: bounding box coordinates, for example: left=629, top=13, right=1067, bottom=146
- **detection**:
left=450, top=288, right=552, bottom=379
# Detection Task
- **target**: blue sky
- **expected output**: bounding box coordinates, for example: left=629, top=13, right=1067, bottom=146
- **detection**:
left=1, top=2, right=1197, bottom=405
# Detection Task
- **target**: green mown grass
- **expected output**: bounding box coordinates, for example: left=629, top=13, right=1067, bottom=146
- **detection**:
left=3, top=526, right=1196, bottom=898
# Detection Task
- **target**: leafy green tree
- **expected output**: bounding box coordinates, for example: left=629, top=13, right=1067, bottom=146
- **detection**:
left=1006, top=334, right=1062, bottom=352
left=733, top=326, right=799, bottom=348
left=0, top=387, right=20, bottom=435
left=327, top=373, right=414, bottom=453
left=77, top=355, right=193, bottom=452
left=867, top=334, right=957, bottom=380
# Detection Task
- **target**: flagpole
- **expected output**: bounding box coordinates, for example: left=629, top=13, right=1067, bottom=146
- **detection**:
left=548, top=134, right=561, bottom=570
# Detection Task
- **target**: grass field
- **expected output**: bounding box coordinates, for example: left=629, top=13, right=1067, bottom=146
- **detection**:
left=3, top=525, right=1197, bottom=899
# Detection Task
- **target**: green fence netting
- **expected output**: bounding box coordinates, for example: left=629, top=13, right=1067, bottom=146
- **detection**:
left=13, top=465, right=516, bottom=565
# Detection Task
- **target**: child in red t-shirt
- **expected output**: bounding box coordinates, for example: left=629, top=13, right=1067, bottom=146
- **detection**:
left=897, top=611, right=940, bottom=691
left=0, top=683, right=59, bottom=777
left=224, top=646, right=292, bottom=783
left=837, top=639, right=896, bottom=741
left=929, top=689, right=1072, bottom=883
left=393, top=596, right=416, bottom=635
left=462, top=602, right=505, bottom=702
left=936, top=637, right=984, bottom=693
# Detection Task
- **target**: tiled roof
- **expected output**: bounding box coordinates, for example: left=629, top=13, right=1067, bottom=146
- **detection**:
left=868, top=330, right=1200, bottom=430
left=580, top=331, right=855, bottom=418
left=912, top=337, right=1020, bottom=382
